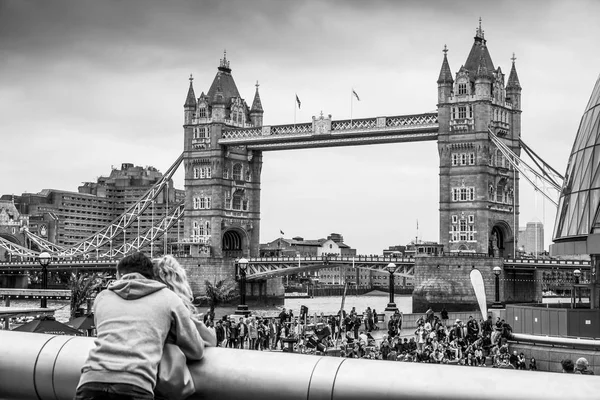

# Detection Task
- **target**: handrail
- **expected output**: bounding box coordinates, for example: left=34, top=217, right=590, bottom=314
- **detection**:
left=510, top=333, right=600, bottom=350
left=0, top=331, right=599, bottom=400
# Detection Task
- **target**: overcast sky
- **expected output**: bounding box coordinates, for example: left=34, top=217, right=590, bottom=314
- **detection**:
left=1, top=0, right=599, bottom=254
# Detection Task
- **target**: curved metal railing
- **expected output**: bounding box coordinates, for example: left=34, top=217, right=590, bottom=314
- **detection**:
left=0, top=331, right=599, bottom=400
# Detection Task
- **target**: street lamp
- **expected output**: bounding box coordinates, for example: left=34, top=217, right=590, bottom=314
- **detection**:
left=235, top=258, right=250, bottom=315
left=492, top=266, right=503, bottom=309
left=385, top=262, right=398, bottom=311
left=574, top=269, right=582, bottom=307
left=37, top=252, right=51, bottom=308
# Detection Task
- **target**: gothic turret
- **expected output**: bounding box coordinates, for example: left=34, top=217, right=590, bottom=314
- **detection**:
left=250, top=81, right=264, bottom=126
left=474, top=52, right=493, bottom=98
left=184, top=74, right=197, bottom=125
left=506, top=54, right=522, bottom=110
left=437, top=45, right=454, bottom=104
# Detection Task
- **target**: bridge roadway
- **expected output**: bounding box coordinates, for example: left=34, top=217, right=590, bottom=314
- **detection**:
left=0, top=330, right=598, bottom=400
left=0, top=256, right=591, bottom=277
left=219, top=113, right=439, bottom=151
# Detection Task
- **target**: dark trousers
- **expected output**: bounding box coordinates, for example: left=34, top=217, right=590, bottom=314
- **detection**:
left=74, top=382, right=153, bottom=400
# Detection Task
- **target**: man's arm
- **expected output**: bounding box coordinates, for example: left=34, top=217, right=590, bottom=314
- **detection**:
left=171, top=303, right=205, bottom=361
left=192, top=316, right=217, bottom=347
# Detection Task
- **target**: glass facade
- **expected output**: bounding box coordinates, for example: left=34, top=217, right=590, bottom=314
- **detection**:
left=554, top=76, right=600, bottom=241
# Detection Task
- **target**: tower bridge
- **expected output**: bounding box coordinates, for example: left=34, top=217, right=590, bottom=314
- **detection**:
left=1, top=23, right=580, bottom=310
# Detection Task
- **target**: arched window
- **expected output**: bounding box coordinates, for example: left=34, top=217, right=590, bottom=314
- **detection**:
left=233, top=164, right=242, bottom=181
left=232, top=194, right=242, bottom=210
left=497, top=179, right=506, bottom=203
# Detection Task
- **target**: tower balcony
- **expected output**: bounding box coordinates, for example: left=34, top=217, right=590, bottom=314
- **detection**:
left=192, top=138, right=210, bottom=150
left=449, top=118, right=474, bottom=132
left=490, top=121, right=510, bottom=137
left=183, top=235, right=211, bottom=245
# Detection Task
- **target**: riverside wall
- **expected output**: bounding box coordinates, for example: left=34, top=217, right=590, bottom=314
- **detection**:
left=180, top=256, right=284, bottom=306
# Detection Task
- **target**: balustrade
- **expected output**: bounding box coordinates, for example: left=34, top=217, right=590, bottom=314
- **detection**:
left=0, top=331, right=598, bottom=400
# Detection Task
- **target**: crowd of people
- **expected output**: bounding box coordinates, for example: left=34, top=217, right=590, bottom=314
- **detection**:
left=71, top=251, right=595, bottom=400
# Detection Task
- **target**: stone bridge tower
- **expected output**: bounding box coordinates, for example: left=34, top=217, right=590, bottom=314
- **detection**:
left=182, top=52, right=263, bottom=261
left=437, top=22, right=522, bottom=257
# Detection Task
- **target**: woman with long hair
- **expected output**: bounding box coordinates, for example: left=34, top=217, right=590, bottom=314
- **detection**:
left=152, top=255, right=216, bottom=347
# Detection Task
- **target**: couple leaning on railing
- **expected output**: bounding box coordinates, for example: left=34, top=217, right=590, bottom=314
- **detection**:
left=74, top=252, right=216, bottom=400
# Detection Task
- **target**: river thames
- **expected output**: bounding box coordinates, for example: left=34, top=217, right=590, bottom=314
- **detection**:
left=9, top=293, right=414, bottom=323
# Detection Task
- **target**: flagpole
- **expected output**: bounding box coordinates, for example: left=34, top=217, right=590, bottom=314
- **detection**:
left=350, top=88, right=353, bottom=127
left=294, top=94, right=297, bottom=132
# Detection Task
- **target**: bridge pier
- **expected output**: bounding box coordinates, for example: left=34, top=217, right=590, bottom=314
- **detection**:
left=412, top=255, right=541, bottom=314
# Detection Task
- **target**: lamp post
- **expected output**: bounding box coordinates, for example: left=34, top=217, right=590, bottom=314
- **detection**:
left=37, top=252, right=51, bottom=308
left=492, top=266, right=503, bottom=309
left=385, top=263, right=398, bottom=312
left=235, top=258, right=250, bottom=315
left=574, top=269, right=582, bottom=307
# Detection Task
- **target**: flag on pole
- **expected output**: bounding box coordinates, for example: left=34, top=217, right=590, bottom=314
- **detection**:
left=295, top=94, right=301, bottom=109
left=352, top=89, right=360, bottom=101
left=280, top=229, right=285, bottom=236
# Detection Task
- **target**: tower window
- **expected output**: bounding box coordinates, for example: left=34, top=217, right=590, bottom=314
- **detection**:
left=460, top=154, right=467, bottom=165
left=458, top=83, right=467, bottom=95
left=458, top=106, right=466, bottom=119
left=225, top=192, right=231, bottom=209
left=452, top=154, right=458, bottom=166
left=469, top=153, right=475, bottom=165
left=452, top=215, right=458, bottom=224
left=232, top=195, right=242, bottom=210
left=452, top=187, right=475, bottom=202
left=223, top=167, right=229, bottom=179
left=193, top=167, right=199, bottom=179
left=199, top=107, right=207, bottom=118
left=233, top=164, right=243, bottom=181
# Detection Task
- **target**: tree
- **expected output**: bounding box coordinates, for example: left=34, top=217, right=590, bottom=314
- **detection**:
left=69, top=272, right=104, bottom=319
left=194, top=279, right=238, bottom=314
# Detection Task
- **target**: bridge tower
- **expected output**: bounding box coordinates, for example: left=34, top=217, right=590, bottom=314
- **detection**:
left=182, top=52, right=263, bottom=261
left=437, top=22, right=522, bottom=257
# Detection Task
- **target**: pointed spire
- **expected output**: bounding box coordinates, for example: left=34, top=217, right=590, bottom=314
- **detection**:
left=251, top=80, right=263, bottom=113
left=184, top=74, right=197, bottom=108
left=437, top=44, right=454, bottom=85
left=218, top=49, right=231, bottom=73
left=506, top=52, right=521, bottom=90
left=475, top=17, right=485, bottom=42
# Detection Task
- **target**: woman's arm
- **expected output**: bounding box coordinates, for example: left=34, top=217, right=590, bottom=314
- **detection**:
left=192, top=315, right=217, bottom=347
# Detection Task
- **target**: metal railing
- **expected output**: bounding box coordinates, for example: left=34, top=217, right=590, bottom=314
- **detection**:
left=510, top=333, right=600, bottom=350
left=1, top=331, right=599, bottom=400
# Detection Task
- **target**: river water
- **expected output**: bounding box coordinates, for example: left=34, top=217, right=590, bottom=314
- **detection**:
left=8, top=294, right=413, bottom=323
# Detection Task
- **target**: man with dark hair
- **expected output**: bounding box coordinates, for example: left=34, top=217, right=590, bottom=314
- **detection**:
left=75, top=252, right=205, bottom=400
left=562, top=358, right=575, bottom=373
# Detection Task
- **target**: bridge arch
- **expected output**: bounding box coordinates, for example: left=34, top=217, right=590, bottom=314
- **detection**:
left=490, top=220, right=514, bottom=258
left=222, top=228, right=248, bottom=259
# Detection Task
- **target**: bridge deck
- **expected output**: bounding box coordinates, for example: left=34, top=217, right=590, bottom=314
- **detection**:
left=219, top=113, right=439, bottom=151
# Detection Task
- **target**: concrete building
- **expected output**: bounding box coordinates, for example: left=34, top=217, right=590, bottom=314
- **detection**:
left=2, top=163, right=183, bottom=253
left=519, top=221, right=544, bottom=255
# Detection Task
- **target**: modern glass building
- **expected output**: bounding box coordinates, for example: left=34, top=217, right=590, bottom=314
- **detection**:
left=552, top=75, right=600, bottom=256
